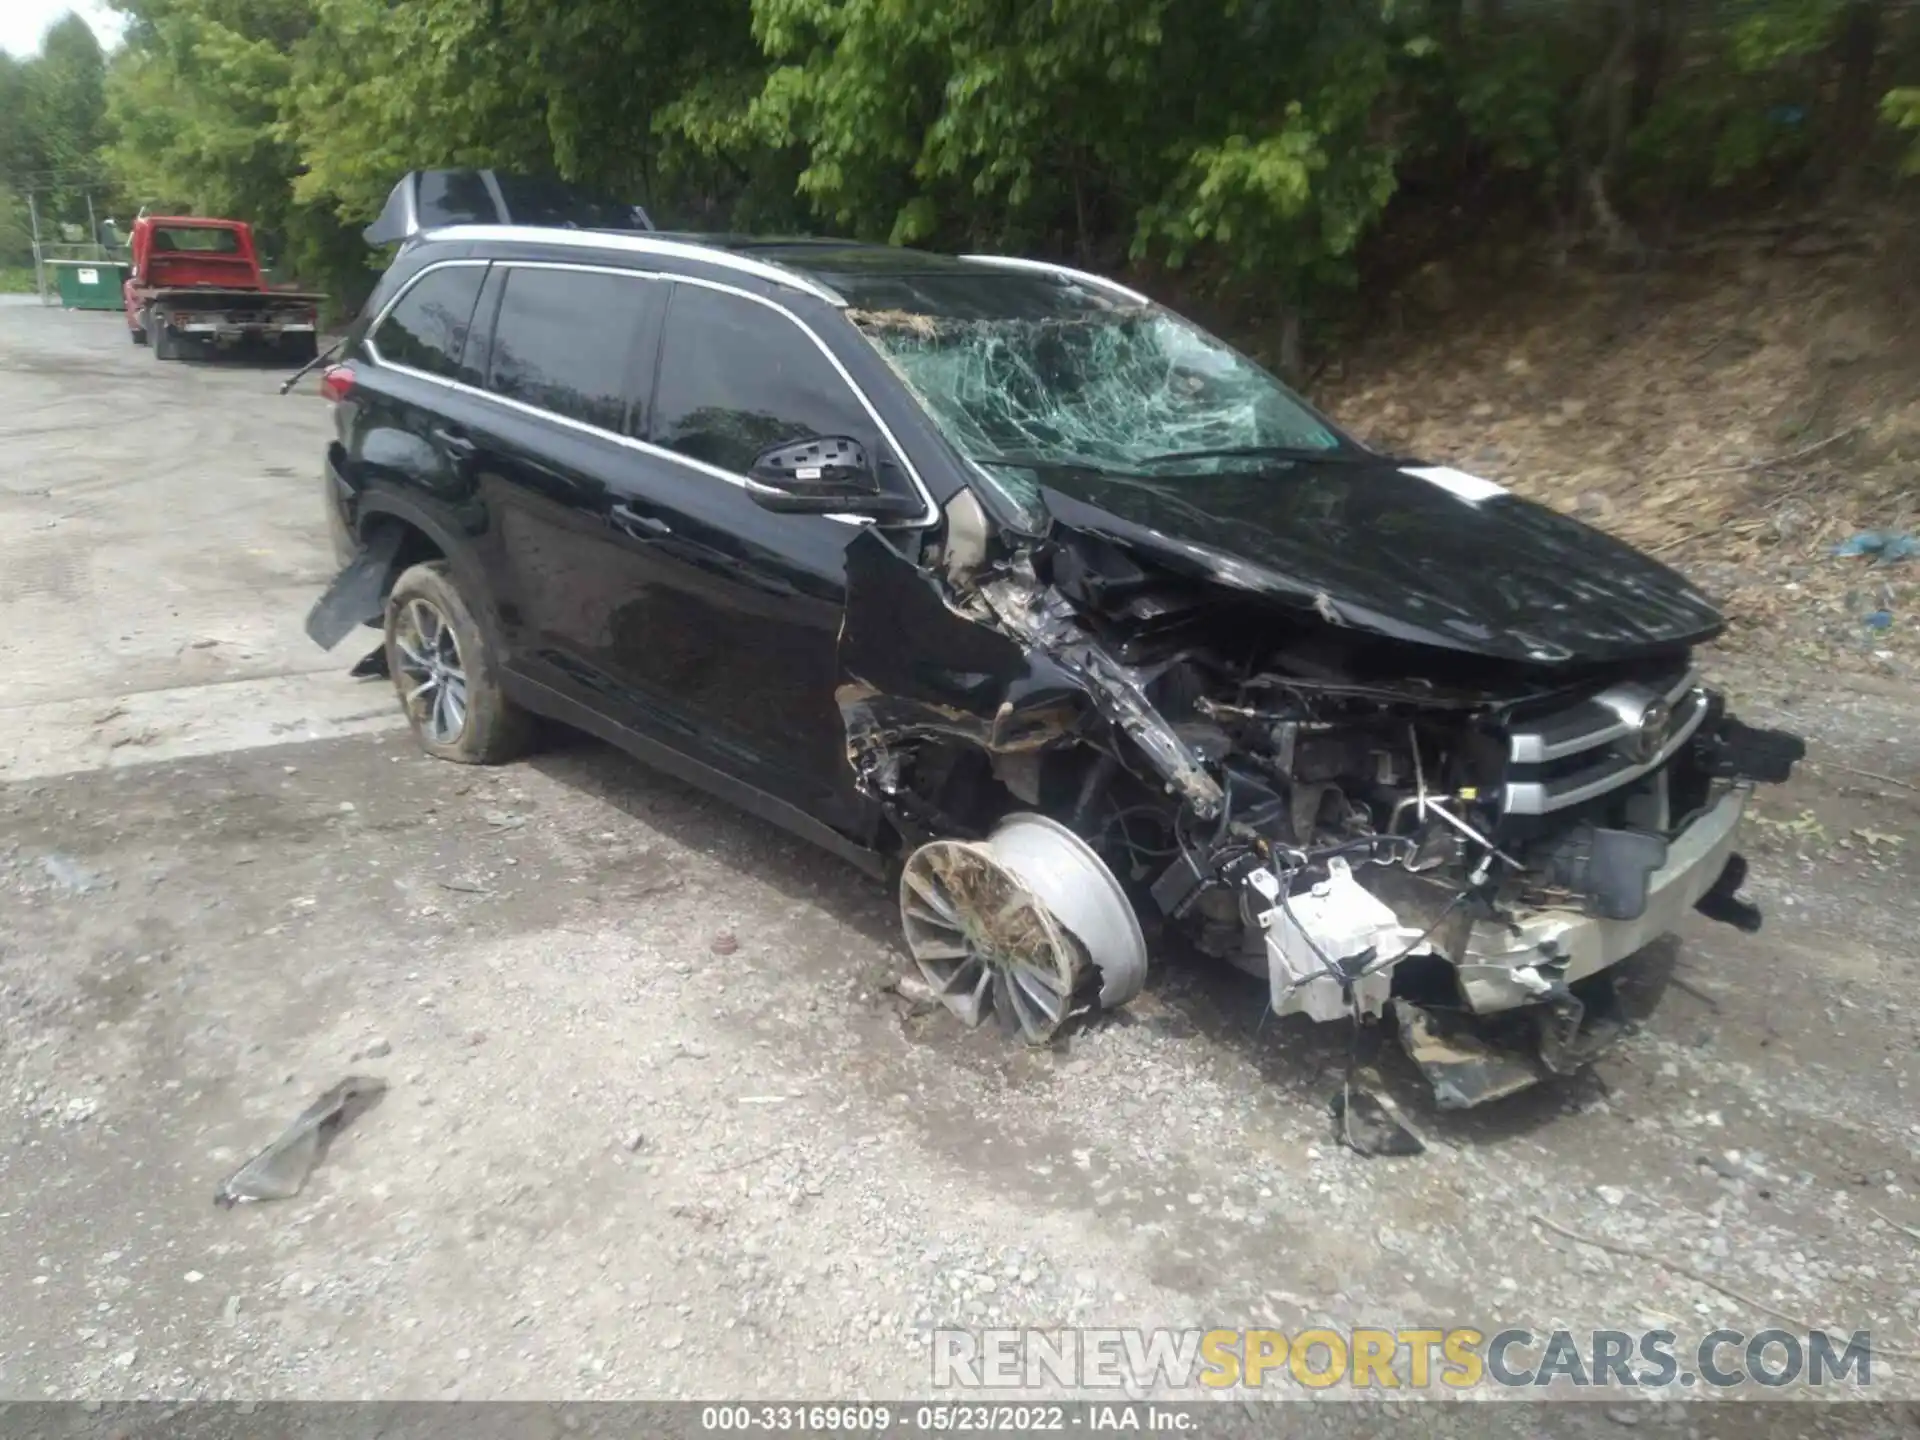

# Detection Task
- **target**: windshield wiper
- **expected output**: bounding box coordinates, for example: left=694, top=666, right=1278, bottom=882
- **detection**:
left=1133, top=443, right=1351, bottom=468
left=970, top=451, right=1126, bottom=474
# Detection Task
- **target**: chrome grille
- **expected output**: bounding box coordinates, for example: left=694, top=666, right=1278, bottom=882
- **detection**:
left=1501, top=668, right=1708, bottom=815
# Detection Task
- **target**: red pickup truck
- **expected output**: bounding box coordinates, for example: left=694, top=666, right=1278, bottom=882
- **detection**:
left=123, top=215, right=328, bottom=362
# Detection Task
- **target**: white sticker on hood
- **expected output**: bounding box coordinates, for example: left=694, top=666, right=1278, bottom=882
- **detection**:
left=1402, top=465, right=1508, bottom=503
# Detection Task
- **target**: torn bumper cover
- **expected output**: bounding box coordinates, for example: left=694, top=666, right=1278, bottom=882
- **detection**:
left=1258, top=789, right=1747, bottom=1023
left=1453, top=785, right=1746, bottom=1014
left=1263, top=785, right=1748, bottom=1106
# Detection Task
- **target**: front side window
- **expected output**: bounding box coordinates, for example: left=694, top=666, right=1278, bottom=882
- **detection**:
left=849, top=273, right=1343, bottom=479
left=651, top=285, right=875, bottom=476
left=486, top=267, right=653, bottom=432
left=371, top=265, right=487, bottom=383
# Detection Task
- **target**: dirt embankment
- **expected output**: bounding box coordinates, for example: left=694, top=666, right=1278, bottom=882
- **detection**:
left=1312, top=205, right=1920, bottom=678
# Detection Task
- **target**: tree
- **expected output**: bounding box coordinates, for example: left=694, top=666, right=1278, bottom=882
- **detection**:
left=104, top=0, right=365, bottom=288
left=57, top=0, right=1920, bottom=336
left=0, top=13, right=111, bottom=227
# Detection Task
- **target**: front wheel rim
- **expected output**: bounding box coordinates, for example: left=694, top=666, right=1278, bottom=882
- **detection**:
left=899, top=839, right=1082, bottom=1045
left=393, top=598, right=469, bottom=745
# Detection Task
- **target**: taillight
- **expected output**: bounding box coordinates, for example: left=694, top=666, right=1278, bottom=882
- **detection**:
left=319, top=364, right=355, bottom=403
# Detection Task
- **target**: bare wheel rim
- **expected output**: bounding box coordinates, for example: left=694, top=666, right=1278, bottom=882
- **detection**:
left=393, top=598, right=469, bottom=745
left=899, top=840, right=1083, bottom=1045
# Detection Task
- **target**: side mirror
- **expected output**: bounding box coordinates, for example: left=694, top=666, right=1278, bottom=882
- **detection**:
left=746, top=436, right=921, bottom=519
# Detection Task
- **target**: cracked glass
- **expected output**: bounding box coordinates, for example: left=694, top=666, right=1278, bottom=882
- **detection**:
left=851, top=280, right=1339, bottom=481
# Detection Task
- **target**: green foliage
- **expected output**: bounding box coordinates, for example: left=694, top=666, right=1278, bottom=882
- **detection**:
left=1727, top=0, right=1848, bottom=72
left=1449, top=33, right=1568, bottom=180
left=104, top=0, right=369, bottom=290
left=0, top=183, right=34, bottom=265
left=1140, top=33, right=1401, bottom=294
left=37, top=0, right=1920, bottom=327
left=1886, top=86, right=1920, bottom=171
left=0, top=14, right=112, bottom=228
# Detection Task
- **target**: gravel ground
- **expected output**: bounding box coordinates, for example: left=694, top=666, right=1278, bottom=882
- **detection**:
left=2, top=301, right=1918, bottom=1433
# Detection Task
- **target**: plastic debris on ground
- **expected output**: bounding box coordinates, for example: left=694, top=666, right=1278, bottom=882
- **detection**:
left=1330, top=1086, right=1426, bottom=1157
left=214, top=1075, right=387, bottom=1208
left=1832, top=531, right=1917, bottom=564
left=1864, top=609, right=1894, bottom=631
left=348, top=644, right=389, bottom=679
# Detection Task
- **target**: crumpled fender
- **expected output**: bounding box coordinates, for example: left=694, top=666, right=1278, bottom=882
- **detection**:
left=836, top=529, right=1084, bottom=801
left=835, top=526, right=1222, bottom=819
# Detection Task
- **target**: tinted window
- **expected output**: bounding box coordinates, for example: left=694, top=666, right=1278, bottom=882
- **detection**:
left=372, top=265, right=487, bottom=382
left=417, top=170, right=500, bottom=227
left=652, top=285, right=872, bottom=475
left=487, top=268, right=653, bottom=432
left=493, top=174, right=651, bottom=231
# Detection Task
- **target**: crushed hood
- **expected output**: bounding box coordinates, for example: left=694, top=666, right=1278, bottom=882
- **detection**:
left=1029, top=457, right=1725, bottom=665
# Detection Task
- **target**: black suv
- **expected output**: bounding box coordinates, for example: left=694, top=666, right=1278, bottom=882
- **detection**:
left=309, top=223, right=1797, bottom=1107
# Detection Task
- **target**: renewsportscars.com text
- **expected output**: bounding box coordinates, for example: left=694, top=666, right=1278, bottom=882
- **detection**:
left=931, top=1327, right=1875, bottom=1392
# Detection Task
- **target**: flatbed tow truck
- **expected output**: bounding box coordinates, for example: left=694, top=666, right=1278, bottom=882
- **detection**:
left=123, top=214, right=326, bottom=362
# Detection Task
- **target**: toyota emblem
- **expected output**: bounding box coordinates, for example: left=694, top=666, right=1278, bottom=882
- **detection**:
left=1628, top=698, right=1671, bottom=763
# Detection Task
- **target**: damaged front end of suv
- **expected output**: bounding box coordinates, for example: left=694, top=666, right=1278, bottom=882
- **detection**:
left=840, top=290, right=1803, bottom=1109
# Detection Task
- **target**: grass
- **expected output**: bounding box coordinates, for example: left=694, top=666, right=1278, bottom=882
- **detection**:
left=0, top=265, right=40, bottom=294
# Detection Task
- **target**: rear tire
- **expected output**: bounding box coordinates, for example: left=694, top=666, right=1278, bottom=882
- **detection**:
left=384, top=561, right=532, bottom=765
left=281, top=332, right=319, bottom=364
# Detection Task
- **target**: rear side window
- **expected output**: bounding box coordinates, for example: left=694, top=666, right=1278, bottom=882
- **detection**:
left=486, top=267, right=654, bottom=432
left=651, top=284, right=873, bottom=475
left=371, top=265, right=487, bottom=383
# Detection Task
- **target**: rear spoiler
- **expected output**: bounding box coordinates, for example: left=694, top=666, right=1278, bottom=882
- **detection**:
left=364, top=169, right=654, bottom=246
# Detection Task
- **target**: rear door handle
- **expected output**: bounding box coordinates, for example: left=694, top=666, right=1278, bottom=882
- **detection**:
left=610, top=502, right=672, bottom=538
left=431, top=426, right=477, bottom=458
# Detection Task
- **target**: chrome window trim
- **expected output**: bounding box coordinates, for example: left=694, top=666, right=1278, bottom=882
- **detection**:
left=957, top=253, right=1154, bottom=308
left=363, top=257, right=493, bottom=349
left=363, top=257, right=936, bottom=528
left=415, top=224, right=849, bottom=306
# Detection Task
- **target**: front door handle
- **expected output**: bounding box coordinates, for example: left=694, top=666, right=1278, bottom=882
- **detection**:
left=610, top=502, right=672, bottom=538
left=431, top=426, right=477, bottom=458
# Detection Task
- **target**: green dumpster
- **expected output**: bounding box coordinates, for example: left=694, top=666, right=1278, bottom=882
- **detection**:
left=47, top=259, right=131, bottom=312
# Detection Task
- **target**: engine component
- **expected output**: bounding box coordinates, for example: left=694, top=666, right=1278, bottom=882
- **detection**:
left=1150, top=849, right=1210, bottom=918
left=1533, top=823, right=1669, bottom=921
left=1262, top=858, right=1431, bottom=1022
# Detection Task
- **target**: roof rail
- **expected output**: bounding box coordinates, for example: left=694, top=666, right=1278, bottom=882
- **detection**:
left=957, top=254, right=1153, bottom=308
left=421, top=225, right=847, bottom=305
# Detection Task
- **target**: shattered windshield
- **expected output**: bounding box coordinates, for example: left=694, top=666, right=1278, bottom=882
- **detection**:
left=848, top=273, right=1342, bottom=480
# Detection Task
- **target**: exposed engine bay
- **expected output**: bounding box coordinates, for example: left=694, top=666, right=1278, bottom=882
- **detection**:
left=840, top=491, right=1805, bottom=1114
